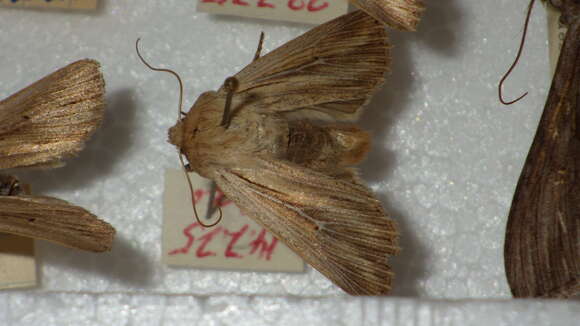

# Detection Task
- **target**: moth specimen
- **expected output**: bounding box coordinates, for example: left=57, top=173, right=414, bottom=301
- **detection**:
left=502, top=0, right=580, bottom=298
left=350, top=0, right=424, bottom=31
left=139, top=9, right=420, bottom=295
left=0, top=60, right=115, bottom=253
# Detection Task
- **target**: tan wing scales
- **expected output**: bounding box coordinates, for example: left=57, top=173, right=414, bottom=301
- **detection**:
left=0, top=59, right=105, bottom=169
left=213, top=157, right=399, bottom=295
left=0, top=195, right=115, bottom=252
left=350, top=0, right=425, bottom=31
left=220, top=10, right=391, bottom=122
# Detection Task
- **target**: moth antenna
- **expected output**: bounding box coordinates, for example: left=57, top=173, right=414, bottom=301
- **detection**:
left=135, top=38, right=185, bottom=122
left=498, top=0, right=536, bottom=105
left=136, top=38, right=221, bottom=228
left=179, top=154, right=222, bottom=228
left=253, top=32, right=265, bottom=62
left=220, top=77, right=240, bottom=128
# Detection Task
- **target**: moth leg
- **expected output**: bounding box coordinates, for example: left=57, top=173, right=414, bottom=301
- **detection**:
left=253, top=32, right=265, bottom=62
left=286, top=121, right=370, bottom=170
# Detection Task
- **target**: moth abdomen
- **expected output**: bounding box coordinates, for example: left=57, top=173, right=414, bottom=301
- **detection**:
left=286, top=121, right=370, bottom=168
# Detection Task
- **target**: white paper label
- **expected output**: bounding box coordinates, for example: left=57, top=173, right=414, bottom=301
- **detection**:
left=0, top=234, right=36, bottom=290
left=0, top=0, right=97, bottom=10
left=197, top=0, right=348, bottom=24
left=163, top=169, right=304, bottom=272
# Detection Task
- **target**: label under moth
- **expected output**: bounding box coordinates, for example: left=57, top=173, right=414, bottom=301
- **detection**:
left=0, top=234, right=36, bottom=290
left=163, top=169, right=304, bottom=272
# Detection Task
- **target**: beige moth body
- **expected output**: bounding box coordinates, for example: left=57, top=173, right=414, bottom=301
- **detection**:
left=164, top=11, right=401, bottom=295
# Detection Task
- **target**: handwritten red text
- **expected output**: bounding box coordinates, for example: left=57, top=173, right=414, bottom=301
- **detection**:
left=201, top=0, right=330, bottom=12
left=170, top=188, right=279, bottom=260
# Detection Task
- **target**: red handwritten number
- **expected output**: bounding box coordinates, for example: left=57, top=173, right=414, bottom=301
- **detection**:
left=224, top=225, right=249, bottom=258
left=249, top=229, right=278, bottom=260
left=288, top=0, right=304, bottom=10
left=201, top=0, right=326, bottom=10
left=168, top=223, right=201, bottom=255
left=213, top=189, right=233, bottom=208
left=193, top=189, right=204, bottom=203
left=233, top=0, right=250, bottom=5
left=201, top=0, right=251, bottom=5
left=288, top=0, right=328, bottom=11
left=307, top=0, right=329, bottom=11
left=196, top=227, right=223, bottom=258
left=258, top=0, right=275, bottom=8
left=168, top=190, right=280, bottom=260
left=201, top=0, right=226, bottom=5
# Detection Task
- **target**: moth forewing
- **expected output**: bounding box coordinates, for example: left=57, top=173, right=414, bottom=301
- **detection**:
left=168, top=11, right=399, bottom=295
left=219, top=10, right=391, bottom=122
left=0, top=60, right=115, bottom=253
left=350, top=0, right=425, bottom=31
left=0, top=195, right=115, bottom=252
left=0, top=59, right=105, bottom=169
left=504, top=3, right=580, bottom=298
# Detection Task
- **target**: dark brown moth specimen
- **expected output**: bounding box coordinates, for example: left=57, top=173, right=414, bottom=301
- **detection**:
left=503, top=0, right=580, bottom=298
left=0, top=60, right=115, bottom=252
left=351, top=0, right=425, bottom=31
left=139, top=10, right=418, bottom=295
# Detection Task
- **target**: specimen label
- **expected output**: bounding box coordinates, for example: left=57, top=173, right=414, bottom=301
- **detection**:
left=0, top=235, right=36, bottom=290
left=197, top=0, right=348, bottom=24
left=0, top=0, right=97, bottom=10
left=163, top=169, right=304, bottom=272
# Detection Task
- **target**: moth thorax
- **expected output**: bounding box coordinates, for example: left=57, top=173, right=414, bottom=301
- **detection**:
left=168, top=121, right=184, bottom=148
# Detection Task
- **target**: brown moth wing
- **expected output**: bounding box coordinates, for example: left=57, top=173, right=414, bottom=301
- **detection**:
left=504, top=18, right=580, bottom=298
left=350, top=0, right=425, bottom=31
left=219, top=10, right=390, bottom=122
left=0, top=59, right=105, bottom=169
left=213, top=156, right=399, bottom=295
left=0, top=195, right=115, bottom=252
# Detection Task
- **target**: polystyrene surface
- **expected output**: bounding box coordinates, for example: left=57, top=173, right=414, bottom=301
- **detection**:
left=0, top=292, right=578, bottom=326
left=0, top=0, right=578, bottom=324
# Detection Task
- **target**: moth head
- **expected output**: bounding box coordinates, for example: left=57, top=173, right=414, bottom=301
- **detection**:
left=168, top=120, right=184, bottom=149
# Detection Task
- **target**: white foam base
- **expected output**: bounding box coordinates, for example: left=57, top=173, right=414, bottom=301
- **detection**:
left=0, top=0, right=577, bottom=324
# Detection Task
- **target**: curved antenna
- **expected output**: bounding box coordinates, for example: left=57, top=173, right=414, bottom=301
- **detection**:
left=498, top=0, right=536, bottom=105
left=135, top=38, right=222, bottom=227
left=179, top=155, right=222, bottom=228
left=135, top=38, right=184, bottom=122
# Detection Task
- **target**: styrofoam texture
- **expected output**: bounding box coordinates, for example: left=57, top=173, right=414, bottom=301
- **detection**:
left=0, top=0, right=577, bottom=324
left=0, top=292, right=578, bottom=326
